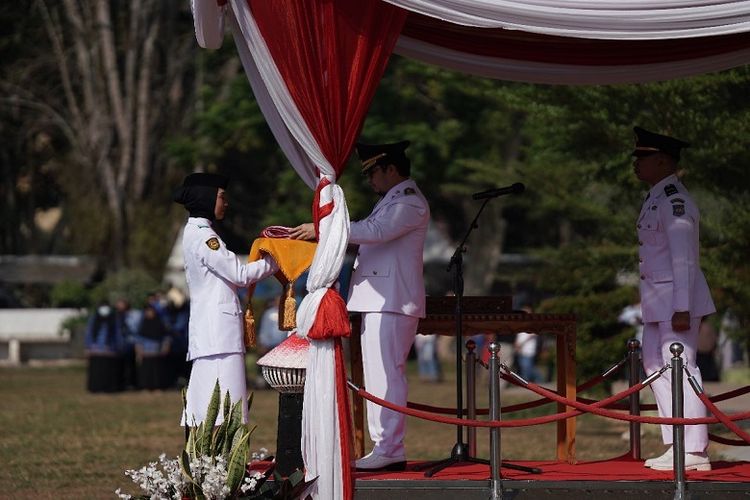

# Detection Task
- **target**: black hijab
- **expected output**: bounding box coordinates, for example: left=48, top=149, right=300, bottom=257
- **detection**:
left=138, top=305, right=167, bottom=341
left=173, top=173, right=229, bottom=221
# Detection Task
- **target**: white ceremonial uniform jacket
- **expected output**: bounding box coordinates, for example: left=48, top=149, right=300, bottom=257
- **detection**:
left=637, top=175, right=715, bottom=323
left=347, top=179, right=430, bottom=318
left=182, top=217, right=277, bottom=360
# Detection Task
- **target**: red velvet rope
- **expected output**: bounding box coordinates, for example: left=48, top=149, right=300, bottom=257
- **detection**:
left=407, top=368, right=746, bottom=416
left=406, top=359, right=629, bottom=416
left=522, top=381, right=750, bottom=425
left=708, top=385, right=750, bottom=403
left=709, top=433, right=750, bottom=446
left=351, top=379, right=647, bottom=428
left=352, top=379, right=750, bottom=428
left=697, top=391, right=750, bottom=444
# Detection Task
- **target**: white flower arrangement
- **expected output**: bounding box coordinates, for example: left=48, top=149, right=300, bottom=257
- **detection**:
left=115, top=381, right=265, bottom=499
left=115, top=453, right=266, bottom=500
left=116, top=381, right=314, bottom=500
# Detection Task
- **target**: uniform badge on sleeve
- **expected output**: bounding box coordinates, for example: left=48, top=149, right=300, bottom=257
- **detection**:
left=664, top=184, right=678, bottom=196
left=672, top=204, right=685, bottom=216
left=404, top=187, right=415, bottom=195
left=206, top=237, right=220, bottom=251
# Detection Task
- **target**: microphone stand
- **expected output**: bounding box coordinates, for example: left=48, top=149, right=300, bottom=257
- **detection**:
left=416, top=196, right=540, bottom=477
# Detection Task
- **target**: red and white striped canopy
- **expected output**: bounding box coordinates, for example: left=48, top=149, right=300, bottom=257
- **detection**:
left=191, top=2, right=750, bottom=499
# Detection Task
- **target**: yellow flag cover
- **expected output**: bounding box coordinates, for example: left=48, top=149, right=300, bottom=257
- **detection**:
left=244, top=238, right=317, bottom=348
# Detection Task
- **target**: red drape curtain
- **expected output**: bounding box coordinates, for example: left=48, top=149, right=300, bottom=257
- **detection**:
left=248, top=0, right=408, bottom=177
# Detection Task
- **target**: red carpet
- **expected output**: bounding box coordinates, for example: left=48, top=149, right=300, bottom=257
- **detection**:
left=354, top=455, right=750, bottom=483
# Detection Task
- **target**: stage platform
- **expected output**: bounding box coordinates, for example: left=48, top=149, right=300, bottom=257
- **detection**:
left=353, top=456, right=750, bottom=499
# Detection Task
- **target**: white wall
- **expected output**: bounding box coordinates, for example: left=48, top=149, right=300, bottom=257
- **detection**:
left=0, top=308, right=82, bottom=364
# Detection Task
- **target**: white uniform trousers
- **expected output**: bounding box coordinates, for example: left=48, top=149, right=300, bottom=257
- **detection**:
left=361, top=312, right=419, bottom=458
left=642, top=319, right=708, bottom=452
left=181, top=352, right=247, bottom=426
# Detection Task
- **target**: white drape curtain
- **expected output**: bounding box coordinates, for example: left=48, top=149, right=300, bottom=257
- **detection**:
left=193, top=2, right=351, bottom=499
left=194, top=0, right=750, bottom=93
left=227, top=4, right=351, bottom=499
left=395, top=35, right=750, bottom=84
left=229, top=3, right=328, bottom=188
left=190, top=0, right=226, bottom=49
left=384, top=0, right=750, bottom=39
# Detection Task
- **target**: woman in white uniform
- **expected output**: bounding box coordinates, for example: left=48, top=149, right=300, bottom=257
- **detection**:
left=173, top=173, right=278, bottom=426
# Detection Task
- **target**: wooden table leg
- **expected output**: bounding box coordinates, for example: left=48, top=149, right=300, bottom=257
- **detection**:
left=556, top=328, right=577, bottom=463
left=350, top=314, right=365, bottom=459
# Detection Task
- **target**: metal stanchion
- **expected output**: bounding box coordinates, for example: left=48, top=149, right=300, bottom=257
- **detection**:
left=488, top=342, right=502, bottom=499
left=466, top=339, right=478, bottom=458
left=628, top=338, right=642, bottom=460
left=670, top=342, right=687, bottom=500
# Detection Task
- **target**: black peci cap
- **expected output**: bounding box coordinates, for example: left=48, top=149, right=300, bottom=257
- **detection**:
left=632, top=127, right=690, bottom=161
left=356, top=140, right=411, bottom=174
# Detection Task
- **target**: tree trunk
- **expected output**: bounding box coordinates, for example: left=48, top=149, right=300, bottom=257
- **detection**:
left=29, top=0, right=197, bottom=269
left=461, top=114, right=524, bottom=296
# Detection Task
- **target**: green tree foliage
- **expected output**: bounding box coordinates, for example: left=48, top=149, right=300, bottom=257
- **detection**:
left=50, top=280, right=90, bottom=308
left=90, top=268, right=160, bottom=308
left=168, top=53, right=750, bottom=378
left=1, top=1, right=203, bottom=274
left=2, top=6, right=748, bottom=376
left=520, top=74, right=750, bottom=372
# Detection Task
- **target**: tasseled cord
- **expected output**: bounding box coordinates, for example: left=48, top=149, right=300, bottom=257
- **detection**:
left=244, top=307, right=256, bottom=348
left=244, top=280, right=296, bottom=349
left=279, top=281, right=297, bottom=331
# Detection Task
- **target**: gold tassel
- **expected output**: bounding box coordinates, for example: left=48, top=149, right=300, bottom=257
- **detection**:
left=243, top=306, right=256, bottom=348
left=279, top=281, right=297, bottom=331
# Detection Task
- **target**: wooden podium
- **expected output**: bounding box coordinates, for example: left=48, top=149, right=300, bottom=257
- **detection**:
left=349, top=296, right=577, bottom=463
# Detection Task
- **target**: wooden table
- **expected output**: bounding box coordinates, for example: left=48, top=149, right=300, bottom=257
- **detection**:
left=349, top=311, right=577, bottom=463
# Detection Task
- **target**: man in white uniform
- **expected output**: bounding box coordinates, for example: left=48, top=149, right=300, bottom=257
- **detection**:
left=291, top=141, right=430, bottom=471
left=631, top=127, right=715, bottom=471
left=174, top=173, right=278, bottom=426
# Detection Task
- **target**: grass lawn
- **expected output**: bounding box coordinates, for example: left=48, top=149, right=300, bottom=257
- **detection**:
left=0, top=359, right=670, bottom=499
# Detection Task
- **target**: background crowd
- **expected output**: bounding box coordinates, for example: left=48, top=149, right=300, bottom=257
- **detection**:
left=84, top=288, right=190, bottom=393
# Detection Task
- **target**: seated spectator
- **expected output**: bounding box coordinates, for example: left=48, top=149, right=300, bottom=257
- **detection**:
left=84, top=302, right=126, bottom=393
left=134, top=304, right=170, bottom=390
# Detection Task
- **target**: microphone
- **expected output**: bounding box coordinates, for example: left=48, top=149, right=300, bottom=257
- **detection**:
left=471, top=182, right=525, bottom=200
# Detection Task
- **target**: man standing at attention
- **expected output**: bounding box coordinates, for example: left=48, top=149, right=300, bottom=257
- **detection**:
left=631, top=127, right=715, bottom=471
left=291, top=141, right=430, bottom=471
left=174, top=172, right=278, bottom=426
